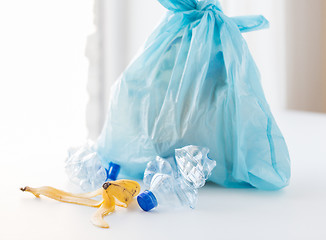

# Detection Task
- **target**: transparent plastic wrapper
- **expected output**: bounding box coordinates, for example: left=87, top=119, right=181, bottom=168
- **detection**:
left=175, top=145, right=216, bottom=188
left=138, top=146, right=216, bottom=211
left=68, top=0, right=291, bottom=190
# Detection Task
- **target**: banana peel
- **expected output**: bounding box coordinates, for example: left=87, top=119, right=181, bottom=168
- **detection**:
left=21, top=180, right=141, bottom=228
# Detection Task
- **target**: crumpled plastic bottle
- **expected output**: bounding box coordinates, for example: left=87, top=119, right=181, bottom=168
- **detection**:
left=65, top=141, right=120, bottom=191
left=137, top=145, right=216, bottom=211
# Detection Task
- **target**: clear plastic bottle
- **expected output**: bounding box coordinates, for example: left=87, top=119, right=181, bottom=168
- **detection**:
left=137, top=146, right=216, bottom=211
left=65, top=141, right=120, bottom=191
left=175, top=145, right=216, bottom=188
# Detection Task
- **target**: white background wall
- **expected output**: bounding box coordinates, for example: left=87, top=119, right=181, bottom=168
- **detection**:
left=285, top=0, right=326, bottom=112
left=0, top=0, right=92, bottom=148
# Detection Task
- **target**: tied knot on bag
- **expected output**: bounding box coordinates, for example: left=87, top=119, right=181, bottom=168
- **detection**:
left=158, top=0, right=222, bottom=13
left=158, top=0, right=269, bottom=33
left=196, top=0, right=223, bottom=13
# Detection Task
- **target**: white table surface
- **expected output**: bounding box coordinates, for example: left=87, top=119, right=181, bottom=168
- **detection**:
left=1, top=111, right=326, bottom=240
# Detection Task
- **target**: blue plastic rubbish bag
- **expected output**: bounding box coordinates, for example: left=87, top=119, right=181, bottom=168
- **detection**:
left=68, top=0, right=291, bottom=190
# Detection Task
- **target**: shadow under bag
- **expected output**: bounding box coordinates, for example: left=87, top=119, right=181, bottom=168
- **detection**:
left=95, top=0, right=291, bottom=190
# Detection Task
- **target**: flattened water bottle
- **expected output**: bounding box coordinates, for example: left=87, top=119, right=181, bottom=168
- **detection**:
left=65, top=141, right=120, bottom=191
left=137, top=146, right=216, bottom=211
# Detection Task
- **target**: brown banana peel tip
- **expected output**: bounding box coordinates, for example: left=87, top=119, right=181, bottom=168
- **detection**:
left=21, top=186, right=41, bottom=197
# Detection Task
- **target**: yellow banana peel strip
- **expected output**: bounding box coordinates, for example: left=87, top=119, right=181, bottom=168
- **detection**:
left=21, top=180, right=141, bottom=228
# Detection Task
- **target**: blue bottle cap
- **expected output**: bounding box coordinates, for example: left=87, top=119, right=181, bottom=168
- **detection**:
left=105, top=162, right=120, bottom=181
left=137, top=190, right=158, bottom=211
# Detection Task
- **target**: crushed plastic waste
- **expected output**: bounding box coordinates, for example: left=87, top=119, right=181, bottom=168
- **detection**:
left=65, top=141, right=120, bottom=191
left=138, top=145, right=216, bottom=211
